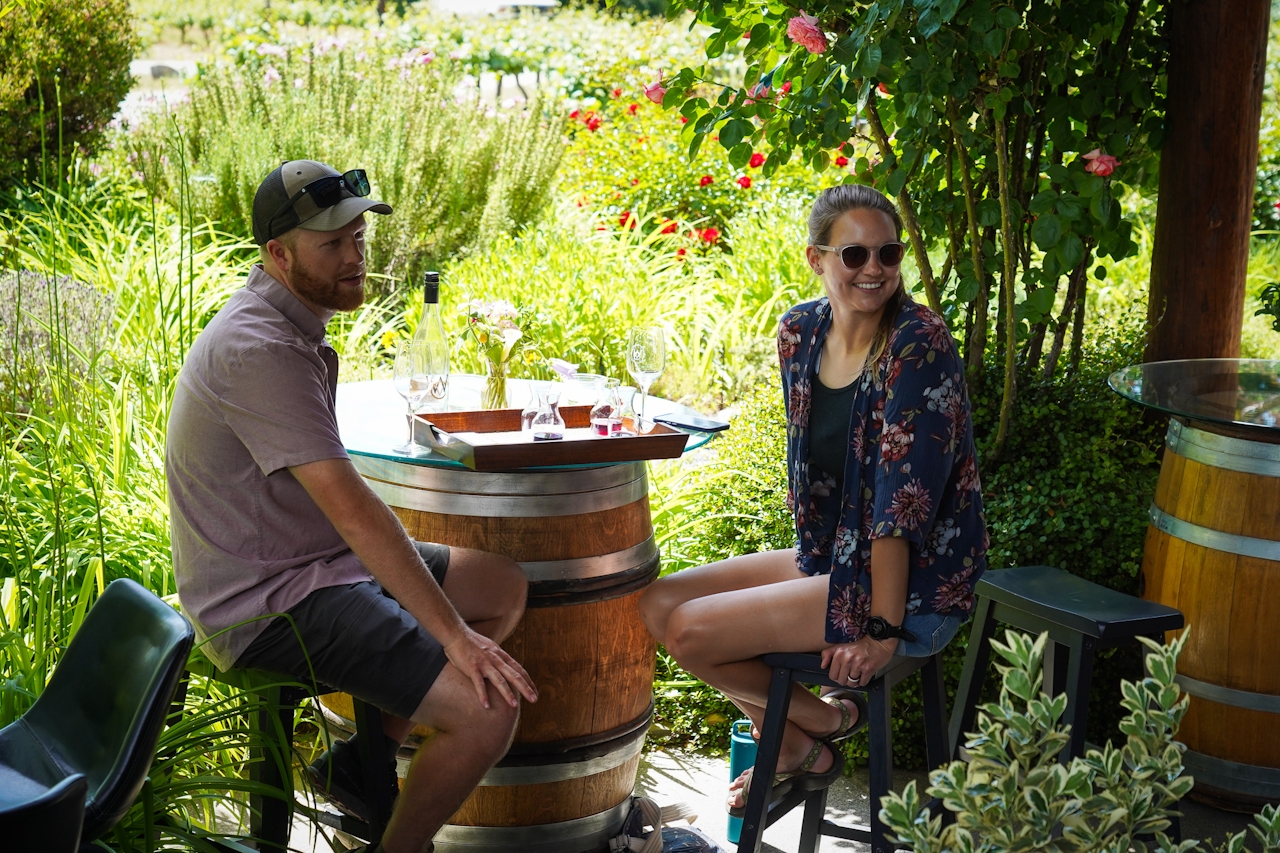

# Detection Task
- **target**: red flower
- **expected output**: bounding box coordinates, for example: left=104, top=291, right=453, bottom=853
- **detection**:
left=699, top=227, right=720, bottom=244
left=781, top=81, right=792, bottom=94
left=878, top=82, right=889, bottom=95
left=835, top=155, right=849, bottom=167
left=1082, top=148, right=1119, bottom=177
left=569, top=109, right=581, bottom=120
left=676, top=247, right=687, bottom=257
left=619, top=210, right=636, bottom=229
left=749, top=152, right=765, bottom=168
left=679, top=116, right=688, bottom=124
left=737, top=176, right=752, bottom=189
left=611, top=88, right=622, bottom=98
left=631, top=178, right=640, bottom=186
left=660, top=219, right=678, bottom=234
left=699, top=175, right=714, bottom=187
left=585, top=114, right=602, bottom=132
left=628, top=103, right=639, bottom=115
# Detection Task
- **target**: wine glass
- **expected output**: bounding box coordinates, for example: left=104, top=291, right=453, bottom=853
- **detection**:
left=392, top=341, right=433, bottom=456
left=626, top=326, right=666, bottom=430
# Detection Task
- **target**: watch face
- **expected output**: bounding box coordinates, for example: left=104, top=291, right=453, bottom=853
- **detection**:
left=866, top=616, right=889, bottom=640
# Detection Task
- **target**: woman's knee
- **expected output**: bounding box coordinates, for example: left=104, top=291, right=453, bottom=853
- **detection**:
left=638, top=578, right=677, bottom=643
left=663, top=601, right=714, bottom=664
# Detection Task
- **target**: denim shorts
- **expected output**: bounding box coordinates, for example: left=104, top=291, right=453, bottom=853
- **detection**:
left=894, top=611, right=966, bottom=657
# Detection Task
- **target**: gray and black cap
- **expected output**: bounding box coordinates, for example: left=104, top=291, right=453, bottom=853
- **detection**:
left=251, top=159, right=392, bottom=245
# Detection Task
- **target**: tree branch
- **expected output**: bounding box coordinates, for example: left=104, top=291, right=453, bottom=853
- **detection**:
left=865, top=92, right=942, bottom=315
left=949, top=100, right=988, bottom=376
left=988, top=110, right=1018, bottom=464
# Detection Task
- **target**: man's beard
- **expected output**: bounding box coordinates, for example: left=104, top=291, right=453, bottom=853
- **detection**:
left=289, top=255, right=365, bottom=312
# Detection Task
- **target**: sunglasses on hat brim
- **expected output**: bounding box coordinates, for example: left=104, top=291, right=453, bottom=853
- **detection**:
left=266, top=168, right=371, bottom=242
left=814, top=242, right=906, bottom=270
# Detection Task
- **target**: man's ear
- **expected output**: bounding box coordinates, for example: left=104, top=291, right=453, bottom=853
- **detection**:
left=265, top=238, right=292, bottom=271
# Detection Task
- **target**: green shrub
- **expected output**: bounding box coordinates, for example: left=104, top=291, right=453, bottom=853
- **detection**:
left=883, top=631, right=1193, bottom=853
left=0, top=0, right=139, bottom=185
left=649, top=306, right=1163, bottom=767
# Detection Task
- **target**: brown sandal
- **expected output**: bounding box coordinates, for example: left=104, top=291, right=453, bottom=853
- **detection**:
left=727, top=738, right=843, bottom=818
left=820, top=689, right=869, bottom=743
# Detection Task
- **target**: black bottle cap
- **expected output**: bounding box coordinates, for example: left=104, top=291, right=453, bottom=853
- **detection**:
left=423, top=271, right=440, bottom=304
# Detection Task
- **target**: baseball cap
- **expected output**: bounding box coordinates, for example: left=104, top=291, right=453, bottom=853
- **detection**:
left=252, top=159, right=393, bottom=245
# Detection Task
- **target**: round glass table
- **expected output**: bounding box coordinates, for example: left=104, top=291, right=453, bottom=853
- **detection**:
left=1108, top=359, right=1280, bottom=809
left=333, top=377, right=718, bottom=852
left=336, top=376, right=717, bottom=469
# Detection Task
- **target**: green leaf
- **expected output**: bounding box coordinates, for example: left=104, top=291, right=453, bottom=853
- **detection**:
left=977, top=198, right=1001, bottom=227
left=1056, top=194, right=1082, bottom=221
left=728, top=142, right=753, bottom=169
left=1029, top=190, right=1057, bottom=215
left=860, top=45, right=882, bottom=76
left=983, top=29, right=1004, bottom=57
left=957, top=275, right=980, bottom=303
left=995, top=6, right=1021, bottom=28
left=1058, top=232, right=1085, bottom=270
left=918, top=7, right=942, bottom=37
left=1026, top=286, right=1055, bottom=317
left=938, top=0, right=961, bottom=20
left=1031, top=214, right=1062, bottom=250
left=1090, top=189, right=1113, bottom=224
left=720, top=118, right=750, bottom=148
left=886, top=167, right=907, bottom=196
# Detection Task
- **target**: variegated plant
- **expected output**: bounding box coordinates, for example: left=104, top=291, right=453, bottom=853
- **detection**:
left=881, top=629, right=1198, bottom=853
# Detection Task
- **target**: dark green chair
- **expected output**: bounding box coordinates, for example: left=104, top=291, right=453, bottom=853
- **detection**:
left=0, top=772, right=87, bottom=851
left=0, top=578, right=194, bottom=844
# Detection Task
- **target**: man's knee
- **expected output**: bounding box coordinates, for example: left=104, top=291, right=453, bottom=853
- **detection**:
left=411, top=668, right=520, bottom=745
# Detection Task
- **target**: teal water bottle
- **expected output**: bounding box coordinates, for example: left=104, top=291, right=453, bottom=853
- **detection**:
left=728, top=718, right=758, bottom=843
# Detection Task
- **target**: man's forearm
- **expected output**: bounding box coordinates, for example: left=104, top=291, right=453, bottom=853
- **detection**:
left=291, top=458, right=468, bottom=648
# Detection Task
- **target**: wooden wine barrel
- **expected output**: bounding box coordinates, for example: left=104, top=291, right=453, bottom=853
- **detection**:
left=319, top=458, right=658, bottom=852
left=1143, top=419, right=1280, bottom=810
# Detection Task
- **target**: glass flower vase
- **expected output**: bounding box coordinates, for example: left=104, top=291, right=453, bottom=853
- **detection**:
left=481, top=359, right=508, bottom=410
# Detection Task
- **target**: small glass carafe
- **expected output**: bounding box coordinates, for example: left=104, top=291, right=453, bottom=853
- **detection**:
left=531, top=387, right=566, bottom=441
left=590, top=378, right=624, bottom=436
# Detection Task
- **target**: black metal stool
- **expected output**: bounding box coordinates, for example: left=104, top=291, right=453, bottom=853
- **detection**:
left=736, top=652, right=950, bottom=853
left=178, top=656, right=395, bottom=850
left=949, top=565, right=1185, bottom=761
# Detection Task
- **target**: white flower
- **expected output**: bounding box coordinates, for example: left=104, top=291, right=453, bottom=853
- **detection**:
left=256, top=43, right=287, bottom=57
left=262, top=66, right=282, bottom=86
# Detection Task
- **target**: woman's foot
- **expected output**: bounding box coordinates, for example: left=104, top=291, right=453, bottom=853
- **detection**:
left=725, top=737, right=838, bottom=813
left=816, top=690, right=868, bottom=743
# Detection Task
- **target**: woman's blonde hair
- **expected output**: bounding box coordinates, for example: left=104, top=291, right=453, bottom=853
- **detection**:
left=807, top=185, right=910, bottom=380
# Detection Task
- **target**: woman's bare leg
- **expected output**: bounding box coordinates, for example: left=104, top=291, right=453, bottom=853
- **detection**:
left=641, top=551, right=858, bottom=807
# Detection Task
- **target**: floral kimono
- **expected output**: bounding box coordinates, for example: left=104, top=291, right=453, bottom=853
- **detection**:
left=778, top=296, right=988, bottom=644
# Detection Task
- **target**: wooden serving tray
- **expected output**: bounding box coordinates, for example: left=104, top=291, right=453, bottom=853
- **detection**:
left=412, top=405, right=689, bottom=470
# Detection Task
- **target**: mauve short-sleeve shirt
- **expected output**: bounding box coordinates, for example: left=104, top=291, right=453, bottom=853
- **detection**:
left=167, top=265, right=372, bottom=670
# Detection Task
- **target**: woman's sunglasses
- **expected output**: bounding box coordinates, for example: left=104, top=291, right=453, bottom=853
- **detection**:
left=266, top=169, right=371, bottom=241
left=814, top=242, right=906, bottom=270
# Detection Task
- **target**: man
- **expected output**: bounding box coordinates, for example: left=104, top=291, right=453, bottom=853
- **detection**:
left=166, top=160, right=536, bottom=853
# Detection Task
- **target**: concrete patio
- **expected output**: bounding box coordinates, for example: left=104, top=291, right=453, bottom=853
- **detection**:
left=275, top=745, right=1262, bottom=852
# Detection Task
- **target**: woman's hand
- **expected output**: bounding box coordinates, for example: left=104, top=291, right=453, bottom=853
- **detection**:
left=821, top=635, right=897, bottom=687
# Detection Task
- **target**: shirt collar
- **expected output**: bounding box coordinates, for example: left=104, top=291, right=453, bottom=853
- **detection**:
left=245, top=264, right=334, bottom=346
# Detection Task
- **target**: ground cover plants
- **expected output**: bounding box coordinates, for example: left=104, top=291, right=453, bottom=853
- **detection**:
left=2, top=0, right=1280, bottom=848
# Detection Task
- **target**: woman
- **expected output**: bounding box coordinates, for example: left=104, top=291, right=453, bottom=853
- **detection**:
left=638, top=184, right=987, bottom=812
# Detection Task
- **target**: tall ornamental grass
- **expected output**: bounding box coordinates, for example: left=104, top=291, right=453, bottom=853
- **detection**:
left=123, top=46, right=566, bottom=290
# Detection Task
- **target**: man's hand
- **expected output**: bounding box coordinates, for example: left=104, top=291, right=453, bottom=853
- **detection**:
left=821, top=635, right=897, bottom=687
left=443, top=627, right=538, bottom=710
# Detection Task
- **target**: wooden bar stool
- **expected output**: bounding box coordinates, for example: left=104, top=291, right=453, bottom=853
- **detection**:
left=736, top=652, right=950, bottom=853
left=178, top=656, right=393, bottom=850
left=949, top=565, right=1185, bottom=761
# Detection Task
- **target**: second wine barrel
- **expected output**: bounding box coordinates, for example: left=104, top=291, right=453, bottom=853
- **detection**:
left=1143, top=419, right=1280, bottom=810
left=320, top=456, right=658, bottom=851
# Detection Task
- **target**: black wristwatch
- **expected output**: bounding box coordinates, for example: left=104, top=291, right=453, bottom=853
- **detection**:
left=866, top=616, right=916, bottom=643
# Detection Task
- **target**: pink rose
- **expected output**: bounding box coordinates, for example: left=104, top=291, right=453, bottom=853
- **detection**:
left=1082, top=148, right=1119, bottom=177
left=643, top=75, right=668, bottom=105
left=745, top=82, right=770, bottom=104
left=786, top=11, right=828, bottom=55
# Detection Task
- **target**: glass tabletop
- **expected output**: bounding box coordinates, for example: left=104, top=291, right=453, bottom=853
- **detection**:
left=336, top=376, right=719, bottom=469
left=1107, top=359, right=1280, bottom=433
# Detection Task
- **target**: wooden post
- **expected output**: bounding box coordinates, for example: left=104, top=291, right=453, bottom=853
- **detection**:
left=1146, top=0, right=1270, bottom=363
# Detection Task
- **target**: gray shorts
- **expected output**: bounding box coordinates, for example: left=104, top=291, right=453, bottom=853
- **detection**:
left=234, top=542, right=451, bottom=719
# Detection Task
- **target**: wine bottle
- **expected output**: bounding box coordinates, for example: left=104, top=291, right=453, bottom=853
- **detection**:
left=412, top=271, right=449, bottom=409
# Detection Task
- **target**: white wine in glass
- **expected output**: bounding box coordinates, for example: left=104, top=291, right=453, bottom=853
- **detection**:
left=392, top=341, right=433, bottom=456
left=626, top=326, right=666, bottom=430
